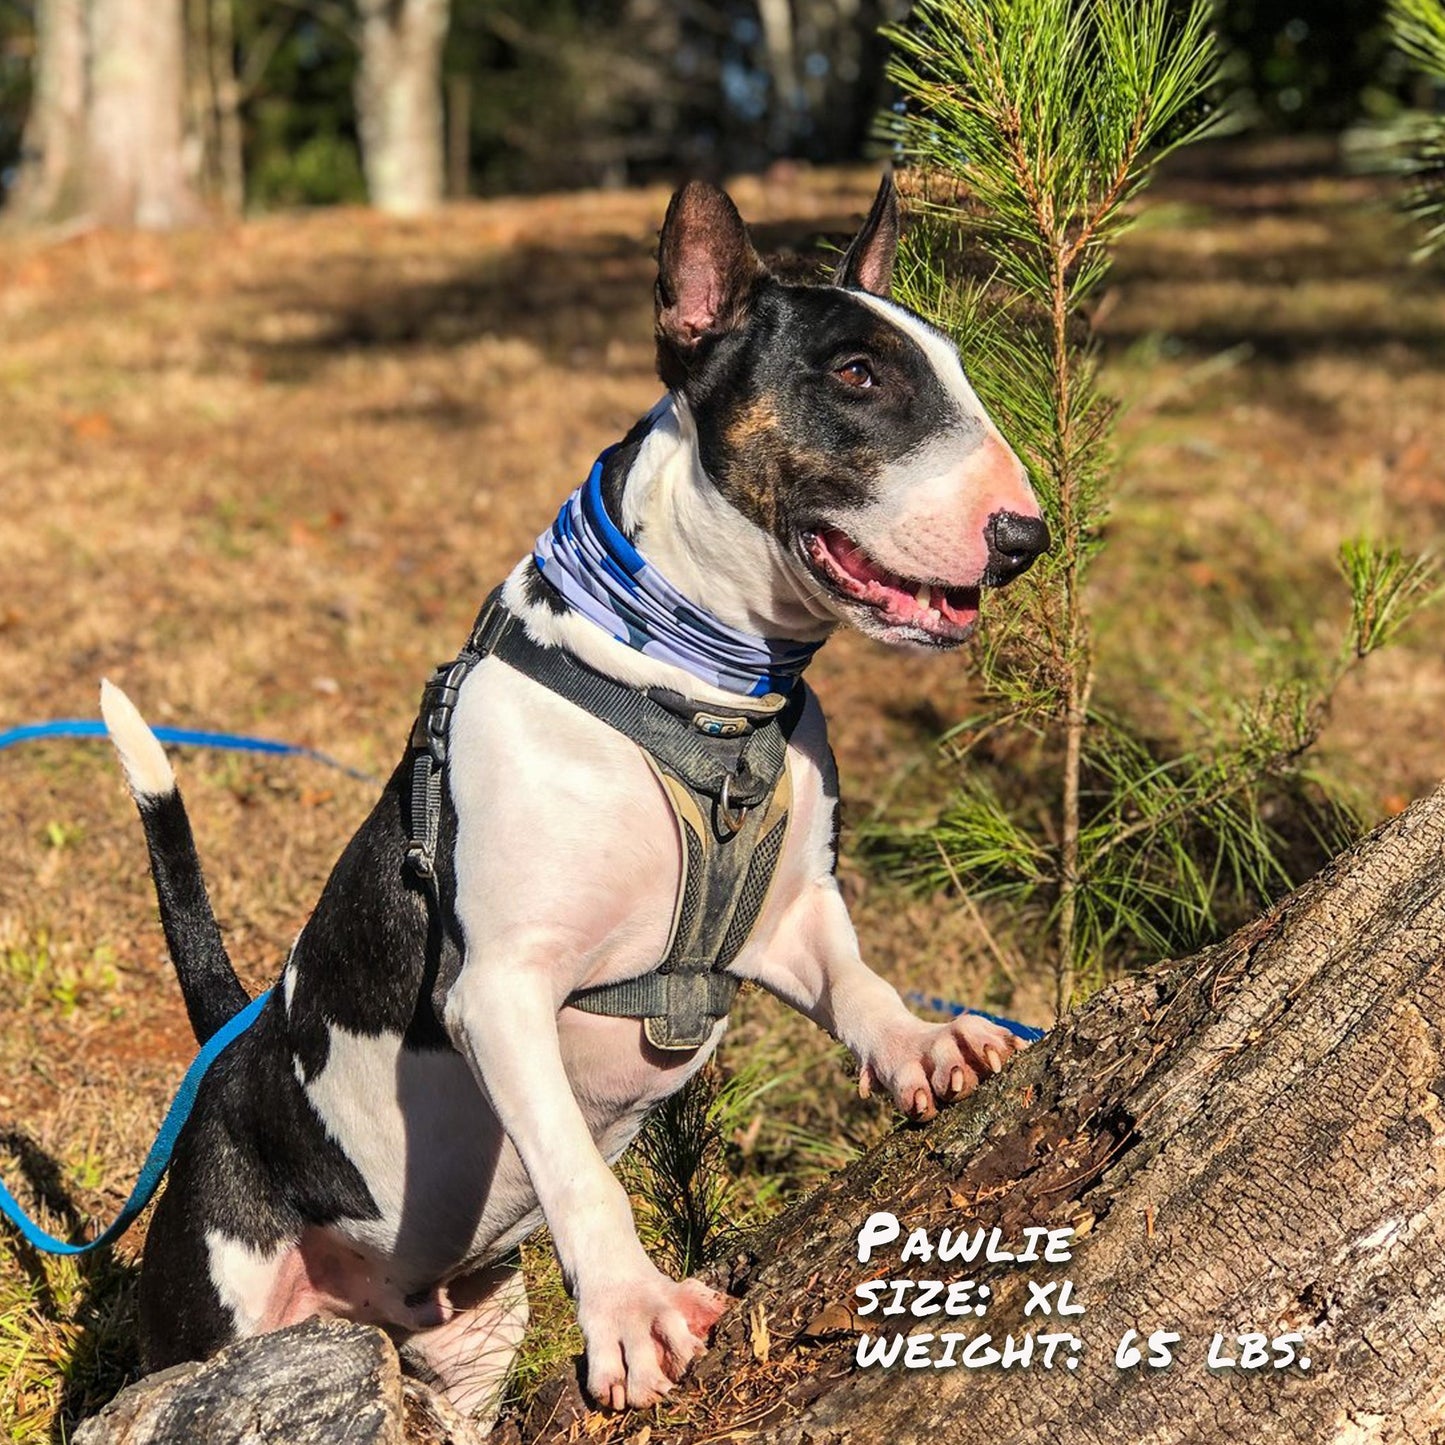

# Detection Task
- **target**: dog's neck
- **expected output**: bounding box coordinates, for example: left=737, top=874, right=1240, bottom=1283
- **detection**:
left=504, top=395, right=836, bottom=708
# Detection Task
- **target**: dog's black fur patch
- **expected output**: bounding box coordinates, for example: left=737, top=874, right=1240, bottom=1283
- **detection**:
left=140, top=758, right=468, bottom=1368
left=690, top=284, right=973, bottom=548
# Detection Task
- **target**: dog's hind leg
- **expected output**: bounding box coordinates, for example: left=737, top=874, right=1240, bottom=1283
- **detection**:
left=139, top=1180, right=246, bottom=1369
left=399, top=1260, right=530, bottom=1430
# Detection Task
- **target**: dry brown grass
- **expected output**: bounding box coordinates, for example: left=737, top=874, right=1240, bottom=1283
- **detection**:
left=0, top=143, right=1440, bottom=1437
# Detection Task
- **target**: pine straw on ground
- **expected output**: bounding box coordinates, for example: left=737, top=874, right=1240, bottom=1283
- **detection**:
left=0, top=142, right=1441, bottom=1438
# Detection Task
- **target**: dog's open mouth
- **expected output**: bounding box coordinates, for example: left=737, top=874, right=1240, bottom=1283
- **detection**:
left=801, top=527, right=980, bottom=643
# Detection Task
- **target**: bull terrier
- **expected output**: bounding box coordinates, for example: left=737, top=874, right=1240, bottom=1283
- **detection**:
left=99, top=174, right=1047, bottom=1427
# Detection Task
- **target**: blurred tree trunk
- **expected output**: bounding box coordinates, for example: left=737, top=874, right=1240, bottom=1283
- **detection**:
left=518, top=784, right=1445, bottom=1444
left=185, top=0, right=244, bottom=217
left=86, top=0, right=197, bottom=227
left=12, top=0, right=198, bottom=228
left=756, top=0, right=800, bottom=153
left=355, top=0, right=450, bottom=216
left=10, top=0, right=88, bottom=223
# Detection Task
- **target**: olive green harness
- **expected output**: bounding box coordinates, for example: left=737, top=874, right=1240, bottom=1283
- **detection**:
left=405, top=588, right=804, bottom=1052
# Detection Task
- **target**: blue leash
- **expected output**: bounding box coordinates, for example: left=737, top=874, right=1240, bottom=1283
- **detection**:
left=0, top=711, right=361, bottom=1254
left=0, top=988, right=1034, bottom=1255
left=0, top=990, right=271, bottom=1254
left=903, top=990, right=1046, bottom=1044
left=0, top=718, right=375, bottom=783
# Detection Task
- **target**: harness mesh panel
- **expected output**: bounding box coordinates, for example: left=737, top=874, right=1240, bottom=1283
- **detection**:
left=715, top=817, right=787, bottom=969
left=663, top=825, right=707, bottom=973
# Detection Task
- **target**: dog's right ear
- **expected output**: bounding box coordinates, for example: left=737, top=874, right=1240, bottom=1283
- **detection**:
left=834, top=172, right=899, bottom=297
left=655, top=181, right=765, bottom=387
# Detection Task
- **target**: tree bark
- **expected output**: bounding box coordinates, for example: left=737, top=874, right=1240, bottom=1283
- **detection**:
left=10, top=0, right=88, bottom=223
left=86, top=0, right=197, bottom=228
left=73, top=1318, right=484, bottom=1444
left=519, top=784, right=1445, bottom=1444
left=354, top=0, right=450, bottom=217
left=10, top=0, right=199, bottom=229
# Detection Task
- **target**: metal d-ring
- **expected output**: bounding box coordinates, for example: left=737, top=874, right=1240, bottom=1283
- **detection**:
left=717, top=773, right=749, bottom=837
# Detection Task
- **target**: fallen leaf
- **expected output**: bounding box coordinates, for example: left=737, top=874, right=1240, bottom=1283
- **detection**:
left=68, top=411, right=114, bottom=441
left=799, top=1302, right=865, bottom=1339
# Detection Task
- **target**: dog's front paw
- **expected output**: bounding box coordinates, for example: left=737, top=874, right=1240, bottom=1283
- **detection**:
left=577, top=1269, right=730, bottom=1410
left=859, top=1013, right=1026, bottom=1120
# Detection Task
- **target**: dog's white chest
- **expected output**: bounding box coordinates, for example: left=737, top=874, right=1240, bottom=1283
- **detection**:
left=290, top=655, right=834, bottom=1297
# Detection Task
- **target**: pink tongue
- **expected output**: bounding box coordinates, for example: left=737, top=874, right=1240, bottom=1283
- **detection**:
left=813, top=528, right=979, bottom=634
left=818, top=529, right=929, bottom=617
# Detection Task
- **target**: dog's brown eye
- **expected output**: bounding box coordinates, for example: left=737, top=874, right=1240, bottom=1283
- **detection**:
left=836, top=359, right=875, bottom=389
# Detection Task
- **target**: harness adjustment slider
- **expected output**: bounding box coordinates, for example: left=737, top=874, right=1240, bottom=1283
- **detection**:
left=693, top=711, right=751, bottom=740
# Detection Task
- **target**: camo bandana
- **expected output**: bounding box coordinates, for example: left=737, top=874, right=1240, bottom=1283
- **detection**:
left=533, top=453, right=821, bottom=698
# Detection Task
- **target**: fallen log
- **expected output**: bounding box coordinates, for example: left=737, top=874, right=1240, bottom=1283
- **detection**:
left=75, top=1318, right=484, bottom=1445
left=517, top=782, right=1445, bottom=1444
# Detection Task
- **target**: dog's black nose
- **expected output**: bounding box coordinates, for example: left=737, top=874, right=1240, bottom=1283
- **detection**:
left=983, top=511, right=1050, bottom=586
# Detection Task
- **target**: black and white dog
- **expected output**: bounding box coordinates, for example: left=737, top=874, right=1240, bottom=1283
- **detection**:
left=100, top=176, right=1047, bottom=1426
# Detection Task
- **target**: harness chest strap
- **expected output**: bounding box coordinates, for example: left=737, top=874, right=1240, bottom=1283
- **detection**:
left=405, top=588, right=804, bottom=1051
left=568, top=754, right=792, bottom=1050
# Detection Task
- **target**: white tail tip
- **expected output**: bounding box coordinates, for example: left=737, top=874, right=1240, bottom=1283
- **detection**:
left=100, top=678, right=176, bottom=799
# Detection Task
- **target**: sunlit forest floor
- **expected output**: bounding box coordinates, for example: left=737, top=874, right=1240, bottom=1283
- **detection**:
left=1, top=141, right=1442, bottom=1436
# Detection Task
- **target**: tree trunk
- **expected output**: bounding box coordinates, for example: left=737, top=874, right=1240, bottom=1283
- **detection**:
left=183, top=0, right=244, bottom=217
left=756, top=0, right=799, bottom=154
left=86, top=0, right=197, bottom=227
left=354, top=0, right=450, bottom=217
left=518, top=784, right=1445, bottom=1444
left=9, top=0, right=88, bottom=223
left=10, top=0, right=198, bottom=229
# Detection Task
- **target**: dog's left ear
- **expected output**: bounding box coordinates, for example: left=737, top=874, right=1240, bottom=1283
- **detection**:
left=656, top=181, right=766, bottom=386
left=833, top=172, right=900, bottom=297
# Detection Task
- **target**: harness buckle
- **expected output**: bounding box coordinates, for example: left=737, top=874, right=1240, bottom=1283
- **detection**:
left=419, top=657, right=475, bottom=765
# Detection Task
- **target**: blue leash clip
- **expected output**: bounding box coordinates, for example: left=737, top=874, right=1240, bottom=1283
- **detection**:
left=0, top=990, right=271, bottom=1255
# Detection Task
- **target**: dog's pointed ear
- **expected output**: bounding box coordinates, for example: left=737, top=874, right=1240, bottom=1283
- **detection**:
left=656, top=181, right=765, bottom=381
left=834, top=172, right=900, bottom=297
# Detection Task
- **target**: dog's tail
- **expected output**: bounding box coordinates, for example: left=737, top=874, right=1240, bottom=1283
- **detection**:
left=100, top=679, right=252, bottom=1043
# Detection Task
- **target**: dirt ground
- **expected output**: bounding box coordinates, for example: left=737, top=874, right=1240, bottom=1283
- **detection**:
left=0, top=144, right=1441, bottom=1436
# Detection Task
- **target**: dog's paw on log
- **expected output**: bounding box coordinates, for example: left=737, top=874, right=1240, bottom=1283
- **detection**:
left=575, top=1270, right=730, bottom=1409
left=74, top=1317, right=484, bottom=1444
left=858, top=1013, right=1027, bottom=1120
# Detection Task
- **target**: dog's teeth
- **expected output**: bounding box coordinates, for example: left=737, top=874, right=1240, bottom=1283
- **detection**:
left=915, top=582, right=931, bottom=608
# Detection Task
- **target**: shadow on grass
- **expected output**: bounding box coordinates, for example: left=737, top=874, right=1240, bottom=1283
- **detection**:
left=0, top=1130, right=140, bottom=1442
left=223, top=211, right=876, bottom=384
